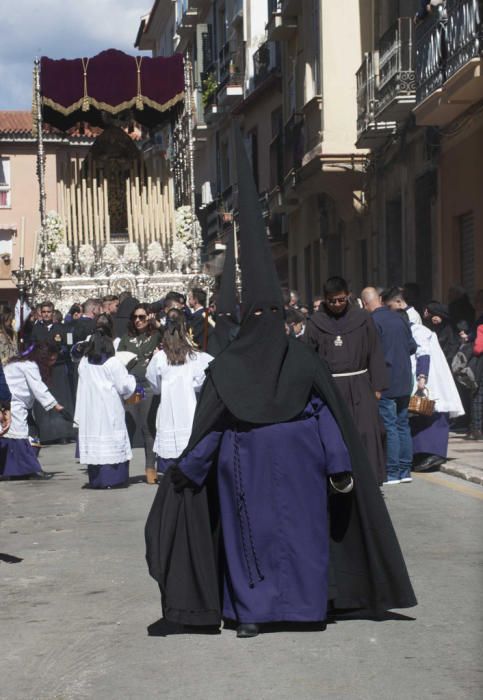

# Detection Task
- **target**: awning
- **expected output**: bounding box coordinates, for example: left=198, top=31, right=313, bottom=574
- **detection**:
left=38, top=49, right=185, bottom=131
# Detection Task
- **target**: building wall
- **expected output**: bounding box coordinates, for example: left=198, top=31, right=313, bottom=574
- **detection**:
left=0, top=143, right=60, bottom=285
left=439, top=118, right=483, bottom=300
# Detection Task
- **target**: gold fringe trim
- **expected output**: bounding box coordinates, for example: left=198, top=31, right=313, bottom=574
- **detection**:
left=41, top=90, right=185, bottom=118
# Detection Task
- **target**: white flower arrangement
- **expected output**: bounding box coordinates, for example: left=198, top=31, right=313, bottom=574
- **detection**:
left=171, top=239, right=189, bottom=271
left=147, top=241, right=164, bottom=263
left=44, top=211, right=65, bottom=253
left=174, top=205, right=196, bottom=249
left=78, top=244, right=95, bottom=268
left=102, top=243, right=119, bottom=265
left=50, top=243, right=72, bottom=269
left=123, top=242, right=140, bottom=264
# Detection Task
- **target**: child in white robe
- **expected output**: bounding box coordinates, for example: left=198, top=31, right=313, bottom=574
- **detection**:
left=146, top=309, right=212, bottom=475
left=2, top=343, right=63, bottom=480
left=75, top=325, right=136, bottom=489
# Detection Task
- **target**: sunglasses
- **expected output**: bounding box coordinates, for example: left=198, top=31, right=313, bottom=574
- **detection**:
left=133, top=314, right=147, bottom=320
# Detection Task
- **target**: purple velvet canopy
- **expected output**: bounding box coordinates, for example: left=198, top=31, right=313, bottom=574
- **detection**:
left=39, top=49, right=185, bottom=131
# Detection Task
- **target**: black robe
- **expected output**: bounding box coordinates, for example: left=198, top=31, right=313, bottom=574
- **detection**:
left=303, top=306, right=387, bottom=484
left=146, top=358, right=417, bottom=627
left=31, top=322, right=76, bottom=441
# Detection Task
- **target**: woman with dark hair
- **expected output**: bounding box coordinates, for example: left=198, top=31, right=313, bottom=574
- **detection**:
left=146, top=308, right=212, bottom=476
left=0, top=306, right=18, bottom=365
left=74, top=327, right=136, bottom=489
left=1, top=343, right=63, bottom=480
left=118, top=304, right=162, bottom=485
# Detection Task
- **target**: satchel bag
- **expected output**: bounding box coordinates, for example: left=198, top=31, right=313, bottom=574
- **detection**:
left=409, top=388, right=435, bottom=416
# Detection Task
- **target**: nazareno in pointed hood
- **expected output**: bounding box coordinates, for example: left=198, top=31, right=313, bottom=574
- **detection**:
left=208, top=229, right=240, bottom=356
left=208, top=126, right=316, bottom=424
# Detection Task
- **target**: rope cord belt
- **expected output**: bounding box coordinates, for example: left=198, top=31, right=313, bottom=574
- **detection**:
left=332, top=369, right=368, bottom=378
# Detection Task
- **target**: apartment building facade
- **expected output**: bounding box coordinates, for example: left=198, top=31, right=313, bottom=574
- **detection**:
left=356, top=0, right=483, bottom=303
left=136, top=0, right=373, bottom=299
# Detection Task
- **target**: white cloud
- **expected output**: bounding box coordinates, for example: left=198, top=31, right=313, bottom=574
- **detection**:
left=0, top=0, right=151, bottom=109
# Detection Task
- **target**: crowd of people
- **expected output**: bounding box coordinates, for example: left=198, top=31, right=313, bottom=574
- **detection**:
left=0, top=277, right=480, bottom=489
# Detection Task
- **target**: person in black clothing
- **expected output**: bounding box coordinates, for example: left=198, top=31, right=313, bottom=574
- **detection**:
left=118, top=304, right=162, bottom=485
left=72, top=299, right=100, bottom=344
left=31, top=301, right=76, bottom=444
left=425, top=302, right=459, bottom=367
left=187, top=287, right=213, bottom=351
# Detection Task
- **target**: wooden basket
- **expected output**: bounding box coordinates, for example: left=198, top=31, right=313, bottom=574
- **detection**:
left=409, top=392, right=435, bottom=416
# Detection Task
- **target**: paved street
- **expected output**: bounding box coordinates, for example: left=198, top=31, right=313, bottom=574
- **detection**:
left=1, top=442, right=482, bottom=700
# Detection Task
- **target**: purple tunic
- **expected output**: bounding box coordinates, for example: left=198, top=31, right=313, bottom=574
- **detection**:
left=177, top=396, right=351, bottom=624
left=411, top=412, right=450, bottom=458
left=87, top=461, right=129, bottom=489
left=0, top=438, right=42, bottom=478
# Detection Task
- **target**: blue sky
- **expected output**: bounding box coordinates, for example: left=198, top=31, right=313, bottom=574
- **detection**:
left=0, top=0, right=151, bottom=110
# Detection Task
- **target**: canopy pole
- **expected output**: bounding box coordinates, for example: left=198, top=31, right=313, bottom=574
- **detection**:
left=184, top=52, right=201, bottom=274
left=34, top=58, right=48, bottom=277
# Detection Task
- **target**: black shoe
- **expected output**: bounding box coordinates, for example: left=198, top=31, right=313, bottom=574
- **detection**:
left=30, top=470, right=53, bottom=480
left=236, top=623, right=260, bottom=638
left=413, top=455, right=444, bottom=472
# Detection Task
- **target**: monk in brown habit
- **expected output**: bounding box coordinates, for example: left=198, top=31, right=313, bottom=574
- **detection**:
left=304, top=277, right=387, bottom=484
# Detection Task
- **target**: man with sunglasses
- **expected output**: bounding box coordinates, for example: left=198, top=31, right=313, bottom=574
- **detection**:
left=303, top=276, right=388, bottom=484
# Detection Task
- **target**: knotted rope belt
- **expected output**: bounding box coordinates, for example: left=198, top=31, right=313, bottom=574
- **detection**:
left=332, top=369, right=368, bottom=378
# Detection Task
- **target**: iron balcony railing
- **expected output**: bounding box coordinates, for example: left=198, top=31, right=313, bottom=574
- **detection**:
left=376, top=17, right=416, bottom=116
left=253, top=41, right=281, bottom=88
left=356, top=52, right=378, bottom=137
left=445, top=0, right=483, bottom=80
left=416, top=0, right=483, bottom=103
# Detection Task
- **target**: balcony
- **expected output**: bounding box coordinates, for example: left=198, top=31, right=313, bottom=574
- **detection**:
left=356, top=52, right=396, bottom=149
left=267, top=0, right=297, bottom=41
left=303, top=95, right=323, bottom=154
left=176, top=0, right=199, bottom=37
left=253, top=41, right=281, bottom=89
left=217, top=43, right=244, bottom=105
left=376, top=17, right=416, bottom=122
left=414, top=0, right=483, bottom=126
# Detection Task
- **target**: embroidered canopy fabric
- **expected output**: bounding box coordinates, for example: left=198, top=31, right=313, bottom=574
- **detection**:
left=39, top=49, right=185, bottom=131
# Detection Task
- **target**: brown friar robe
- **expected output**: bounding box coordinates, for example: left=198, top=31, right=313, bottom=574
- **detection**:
left=303, top=305, right=388, bottom=484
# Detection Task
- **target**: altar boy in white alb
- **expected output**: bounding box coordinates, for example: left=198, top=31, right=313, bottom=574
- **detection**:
left=75, top=323, right=136, bottom=489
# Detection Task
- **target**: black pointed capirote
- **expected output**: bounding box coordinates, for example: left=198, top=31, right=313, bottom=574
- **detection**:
left=234, top=127, right=283, bottom=308
left=216, top=228, right=237, bottom=317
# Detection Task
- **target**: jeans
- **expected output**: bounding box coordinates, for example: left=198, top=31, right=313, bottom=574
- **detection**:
left=378, top=396, right=413, bottom=480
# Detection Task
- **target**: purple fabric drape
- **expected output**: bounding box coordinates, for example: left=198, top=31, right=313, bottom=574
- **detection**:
left=39, top=49, right=185, bottom=130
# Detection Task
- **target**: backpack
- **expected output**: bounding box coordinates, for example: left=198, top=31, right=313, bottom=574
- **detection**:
left=451, top=345, right=478, bottom=393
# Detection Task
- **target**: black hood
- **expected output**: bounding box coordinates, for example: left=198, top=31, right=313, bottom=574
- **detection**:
left=208, top=127, right=315, bottom=424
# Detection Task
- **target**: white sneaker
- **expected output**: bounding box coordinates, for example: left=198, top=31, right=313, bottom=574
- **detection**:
left=400, top=477, right=413, bottom=483
left=383, top=479, right=401, bottom=485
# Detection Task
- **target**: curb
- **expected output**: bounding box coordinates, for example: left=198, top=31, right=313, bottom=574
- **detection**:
left=440, top=463, right=483, bottom=487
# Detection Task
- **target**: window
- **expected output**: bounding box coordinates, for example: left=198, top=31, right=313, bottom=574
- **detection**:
left=0, top=158, right=11, bottom=208
left=247, top=130, right=259, bottom=191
